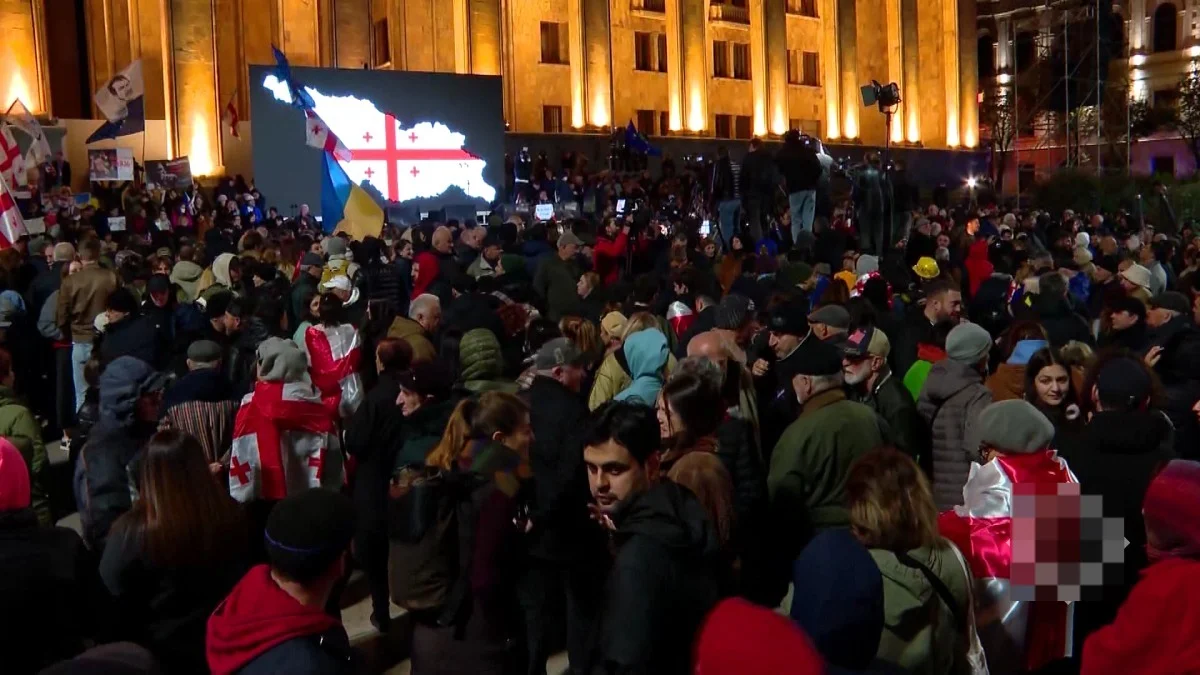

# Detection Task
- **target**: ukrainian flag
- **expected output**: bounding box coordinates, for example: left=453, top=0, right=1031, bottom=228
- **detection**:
left=320, top=153, right=383, bottom=240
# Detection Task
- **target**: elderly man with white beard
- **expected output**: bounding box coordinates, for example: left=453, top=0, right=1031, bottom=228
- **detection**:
left=840, top=325, right=930, bottom=466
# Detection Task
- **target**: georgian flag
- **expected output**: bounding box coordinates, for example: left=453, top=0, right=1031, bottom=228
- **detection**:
left=0, top=171, right=27, bottom=249
left=305, top=323, right=364, bottom=419
left=305, top=109, right=351, bottom=162
left=228, top=380, right=345, bottom=503
left=0, top=125, right=27, bottom=189
left=667, top=301, right=695, bottom=341
left=938, top=450, right=1079, bottom=672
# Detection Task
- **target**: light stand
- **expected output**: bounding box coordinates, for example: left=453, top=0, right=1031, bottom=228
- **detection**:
left=861, top=80, right=901, bottom=255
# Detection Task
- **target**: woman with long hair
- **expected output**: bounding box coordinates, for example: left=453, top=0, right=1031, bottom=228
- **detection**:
left=1023, top=347, right=1083, bottom=437
left=412, top=392, right=533, bottom=675
left=986, top=320, right=1049, bottom=401
left=100, top=430, right=248, bottom=674
left=845, top=447, right=972, bottom=674
left=559, top=315, right=602, bottom=372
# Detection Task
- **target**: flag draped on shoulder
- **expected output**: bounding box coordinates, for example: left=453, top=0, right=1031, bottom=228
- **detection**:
left=88, top=60, right=146, bottom=142
left=938, top=450, right=1078, bottom=673
left=305, top=323, right=364, bottom=419
left=228, top=380, right=345, bottom=503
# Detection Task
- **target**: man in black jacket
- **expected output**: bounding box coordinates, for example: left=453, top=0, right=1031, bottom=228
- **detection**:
left=738, top=138, right=776, bottom=244
left=1031, top=272, right=1094, bottom=347
left=518, top=338, right=604, bottom=675
left=774, top=130, right=822, bottom=246
left=97, top=288, right=165, bottom=370
left=583, top=402, right=720, bottom=675
left=1145, top=292, right=1200, bottom=459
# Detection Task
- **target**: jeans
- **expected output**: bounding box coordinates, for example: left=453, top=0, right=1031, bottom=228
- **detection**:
left=717, top=199, right=740, bottom=250
left=788, top=190, right=817, bottom=244
left=71, top=342, right=92, bottom=415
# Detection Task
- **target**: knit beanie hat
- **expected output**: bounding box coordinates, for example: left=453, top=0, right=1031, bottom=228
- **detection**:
left=975, top=400, right=1055, bottom=454
left=256, top=337, right=309, bottom=383
left=499, top=253, right=525, bottom=277
left=945, top=323, right=992, bottom=363
left=694, top=598, right=825, bottom=675
left=265, top=488, right=356, bottom=582
left=1143, top=460, right=1200, bottom=561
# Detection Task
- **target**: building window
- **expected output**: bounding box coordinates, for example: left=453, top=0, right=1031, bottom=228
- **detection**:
left=635, top=32, right=654, bottom=71
left=657, top=33, right=668, bottom=72
left=734, top=115, right=752, bottom=139
left=1154, top=3, right=1178, bottom=53
left=543, top=105, right=564, bottom=133
left=713, top=40, right=730, bottom=77
left=733, top=43, right=750, bottom=79
left=540, top=22, right=568, bottom=64
left=659, top=110, right=670, bottom=135
left=636, top=109, right=657, bottom=135
left=372, top=19, right=390, bottom=67
left=715, top=114, right=733, bottom=138
left=787, top=50, right=800, bottom=84
left=802, top=51, right=819, bottom=86
left=1018, top=163, right=1036, bottom=193
left=799, top=119, right=821, bottom=137
left=789, top=118, right=800, bottom=131
left=787, top=0, right=817, bottom=16
left=1156, top=88, right=1180, bottom=109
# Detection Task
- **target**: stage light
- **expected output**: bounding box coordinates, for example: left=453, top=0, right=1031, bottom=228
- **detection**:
left=996, top=73, right=1011, bottom=85
left=966, top=176, right=978, bottom=189
left=1189, top=45, right=1200, bottom=59
left=861, top=80, right=901, bottom=111
left=1130, top=53, right=1147, bottom=66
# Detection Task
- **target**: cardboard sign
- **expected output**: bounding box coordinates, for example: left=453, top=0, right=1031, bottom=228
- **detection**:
left=24, top=217, right=45, bottom=235
left=146, top=157, right=192, bottom=190
left=534, top=203, right=553, bottom=221
left=107, top=216, right=126, bottom=232
left=88, top=148, right=134, bottom=181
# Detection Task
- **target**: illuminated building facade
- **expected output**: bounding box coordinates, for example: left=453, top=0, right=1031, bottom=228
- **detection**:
left=1, top=0, right=978, bottom=179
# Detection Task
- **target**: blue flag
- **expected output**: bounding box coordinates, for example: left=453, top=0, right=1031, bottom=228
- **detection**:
left=86, top=97, right=145, bottom=143
left=625, top=121, right=661, bottom=157
left=272, top=45, right=315, bottom=110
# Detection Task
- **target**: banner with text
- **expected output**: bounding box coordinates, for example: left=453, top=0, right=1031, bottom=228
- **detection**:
left=88, top=148, right=134, bottom=181
left=145, top=157, right=192, bottom=190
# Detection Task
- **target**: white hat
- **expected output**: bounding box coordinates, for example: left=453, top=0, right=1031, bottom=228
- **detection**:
left=321, top=275, right=352, bottom=292
left=1121, top=263, right=1152, bottom=291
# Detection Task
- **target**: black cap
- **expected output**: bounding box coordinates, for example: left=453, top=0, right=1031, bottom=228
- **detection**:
left=265, top=488, right=356, bottom=583
left=1095, top=254, right=1120, bottom=275
left=397, top=359, right=454, bottom=399
left=767, top=302, right=809, bottom=336
left=300, top=252, right=324, bottom=268
left=1150, top=291, right=1191, bottom=316
left=204, top=291, right=234, bottom=319
left=777, top=336, right=843, bottom=382
left=1096, top=357, right=1152, bottom=409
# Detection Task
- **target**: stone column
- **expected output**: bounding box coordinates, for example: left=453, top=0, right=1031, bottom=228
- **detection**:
left=0, top=0, right=51, bottom=114
left=278, top=0, right=320, bottom=67
left=165, top=0, right=222, bottom=174
left=1129, top=0, right=1146, bottom=53
left=837, top=0, right=858, bottom=139
left=941, top=0, right=960, bottom=146
left=996, top=16, right=1010, bottom=73
left=667, top=0, right=707, bottom=132
left=749, top=0, right=769, bottom=136
left=582, top=0, right=613, bottom=127
left=886, top=0, right=903, bottom=142
left=764, top=0, right=787, bottom=135
left=469, top=0, right=503, bottom=76
left=958, top=0, right=977, bottom=148
left=333, top=0, right=371, bottom=68
left=901, top=0, right=920, bottom=142
left=822, top=0, right=841, bottom=138
left=568, top=0, right=586, bottom=128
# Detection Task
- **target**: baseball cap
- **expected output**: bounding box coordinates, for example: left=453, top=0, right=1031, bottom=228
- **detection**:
left=1096, top=357, right=1153, bottom=409
left=321, top=275, right=352, bottom=292
left=1150, top=291, right=1191, bottom=316
left=534, top=338, right=586, bottom=370
left=300, top=252, right=324, bottom=268
left=767, top=303, right=809, bottom=336
left=776, top=336, right=843, bottom=382
left=841, top=325, right=891, bottom=359
left=807, top=304, right=851, bottom=331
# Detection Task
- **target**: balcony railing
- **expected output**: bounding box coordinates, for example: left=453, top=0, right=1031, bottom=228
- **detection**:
left=709, top=3, right=749, bottom=25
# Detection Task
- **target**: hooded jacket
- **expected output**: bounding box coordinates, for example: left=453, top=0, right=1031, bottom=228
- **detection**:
left=206, top=564, right=353, bottom=675
left=589, top=346, right=679, bottom=410
left=985, top=339, right=1048, bottom=402
left=386, top=316, right=437, bottom=363
left=1032, top=293, right=1093, bottom=348
left=870, top=545, right=971, bottom=674
left=917, top=360, right=993, bottom=510
left=963, top=239, right=994, bottom=298
left=1147, top=315, right=1200, bottom=458
left=613, top=329, right=669, bottom=406
left=201, top=253, right=238, bottom=303
left=459, top=328, right=518, bottom=394
left=591, top=481, right=721, bottom=675
left=171, top=260, right=204, bottom=303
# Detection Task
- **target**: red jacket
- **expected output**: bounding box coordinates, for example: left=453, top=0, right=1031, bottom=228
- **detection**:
left=964, top=239, right=994, bottom=297
left=592, top=231, right=629, bottom=285
left=1082, top=557, right=1200, bottom=675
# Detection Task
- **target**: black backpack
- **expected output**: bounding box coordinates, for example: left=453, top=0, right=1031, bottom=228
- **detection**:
left=387, top=465, right=489, bottom=627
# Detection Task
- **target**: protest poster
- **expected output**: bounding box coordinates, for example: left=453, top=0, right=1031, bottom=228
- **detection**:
left=107, top=216, right=126, bottom=231
left=88, top=149, right=134, bottom=181
left=534, top=204, right=553, bottom=221
left=145, top=157, right=192, bottom=190
left=24, top=217, right=45, bottom=235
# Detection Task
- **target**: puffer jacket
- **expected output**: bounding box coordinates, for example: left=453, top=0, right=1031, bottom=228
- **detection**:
left=871, top=544, right=972, bottom=674
left=0, top=387, right=50, bottom=525
left=917, top=360, right=993, bottom=510
left=458, top=328, right=518, bottom=394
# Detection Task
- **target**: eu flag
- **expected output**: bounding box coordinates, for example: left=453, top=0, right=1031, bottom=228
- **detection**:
left=272, top=45, right=315, bottom=111
left=624, top=121, right=661, bottom=157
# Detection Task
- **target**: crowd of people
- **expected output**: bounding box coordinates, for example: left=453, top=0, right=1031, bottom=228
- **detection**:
left=2, top=141, right=1200, bottom=675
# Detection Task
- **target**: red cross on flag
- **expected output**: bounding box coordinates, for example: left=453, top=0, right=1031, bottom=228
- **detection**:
left=305, top=322, right=364, bottom=419
left=227, top=380, right=344, bottom=503
left=0, top=171, right=28, bottom=250
left=305, top=109, right=351, bottom=162
left=0, top=125, right=27, bottom=190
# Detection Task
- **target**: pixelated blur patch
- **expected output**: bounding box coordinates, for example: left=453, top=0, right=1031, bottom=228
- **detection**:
left=1011, top=482, right=1124, bottom=602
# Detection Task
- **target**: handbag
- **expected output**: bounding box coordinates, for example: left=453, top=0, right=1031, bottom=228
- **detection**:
left=896, top=543, right=990, bottom=675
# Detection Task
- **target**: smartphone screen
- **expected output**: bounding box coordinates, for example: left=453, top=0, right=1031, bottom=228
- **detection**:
left=616, top=199, right=626, bottom=214
left=699, top=220, right=711, bottom=237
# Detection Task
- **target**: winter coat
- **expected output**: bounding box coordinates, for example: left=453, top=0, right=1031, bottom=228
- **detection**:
left=206, top=565, right=355, bottom=675
left=99, top=516, right=249, bottom=674
left=393, top=398, right=459, bottom=469
left=985, top=339, right=1048, bottom=401
left=0, top=508, right=96, bottom=674
left=768, top=389, right=883, bottom=552
left=1080, top=557, right=1200, bottom=675
left=363, top=261, right=403, bottom=313
left=589, top=481, right=721, bottom=675
left=613, top=329, right=669, bottom=406
left=465, top=254, right=498, bottom=280
left=170, top=261, right=204, bottom=303
left=1146, top=315, right=1200, bottom=459
left=775, top=142, right=821, bottom=194
left=160, top=367, right=232, bottom=414
left=589, top=348, right=680, bottom=410
left=593, top=231, right=629, bottom=286
left=1032, top=293, right=1094, bottom=348
left=714, top=415, right=766, bottom=529
left=26, top=262, right=66, bottom=321
left=1059, top=409, right=1176, bottom=653
left=56, top=262, right=119, bottom=343
left=871, top=544, right=972, bottom=675
left=524, top=375, right=601, bottom=562
left=386, top=316, right=437, bottom=363
left=99, top=314, right=165, bottom=371
left=917, top=360, right=993, bottom=510
left=963, top=240, right=993, bottom=298
left=0, top=387, right=50, bottom=525
left=533, top=253, right=581, bottom=322
left=851, top=371, right=930, bottom=464
left=226, top=317, right=273, bottom=396
left=289, top=274, right=319, bottom=328
left=892, top=313, right=940, bottom=381
left=459, top=328, right=518, bottom=395
left=344, top=374, right=403, bottom=533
